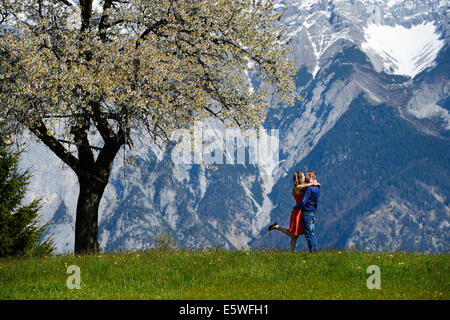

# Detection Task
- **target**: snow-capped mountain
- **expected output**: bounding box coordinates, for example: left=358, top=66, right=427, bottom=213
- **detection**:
left=280, top=0, right=447, bottom=77
left=20, top=0, right=449, bottom=253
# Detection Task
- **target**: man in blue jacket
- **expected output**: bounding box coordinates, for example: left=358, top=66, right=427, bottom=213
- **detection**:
left=293, top=170, right=320, bottom=253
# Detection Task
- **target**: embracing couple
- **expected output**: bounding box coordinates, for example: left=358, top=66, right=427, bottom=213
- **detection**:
left=268, top=170, right=320, bottom=253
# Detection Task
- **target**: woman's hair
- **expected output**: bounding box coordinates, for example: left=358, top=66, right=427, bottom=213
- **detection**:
left=293, top=171, right=304, bottom=186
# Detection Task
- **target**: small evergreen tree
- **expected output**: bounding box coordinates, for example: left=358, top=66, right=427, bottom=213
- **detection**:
left=0, top=137, right=54, bottom=257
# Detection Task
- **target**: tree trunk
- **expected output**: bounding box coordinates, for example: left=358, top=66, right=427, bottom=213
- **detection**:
left=75, top=171, right=109, bottom=254
left=29, top=110, right=125, bottom=255
left=72, top=130, right=124, bottom=254
left=74, top=172, right=109, bottom=254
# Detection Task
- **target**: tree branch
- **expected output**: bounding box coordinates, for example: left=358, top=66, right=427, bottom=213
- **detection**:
left=90, top=100, right=116, bottom=143
left=94, top=126, right=125, bottom=176
left=137, top=18, right=168, bottom=48
left=57, top=0, right=74, bottom=8
left=70, top=114, right=95, bottom=170
left=28, top=120, right=80, bottom=172
left=57, top=139, right=102, bottom=151
left=98, top=0, right=113, bottom=42
left=79, top=0, right=93, bottom=32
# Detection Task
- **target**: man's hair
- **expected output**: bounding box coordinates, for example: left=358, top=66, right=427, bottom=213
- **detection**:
left=307, top=170, right=317, bottom=180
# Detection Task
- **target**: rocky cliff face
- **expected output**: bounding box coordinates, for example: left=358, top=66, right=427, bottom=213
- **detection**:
left=20, top=0, right=449, bottom=253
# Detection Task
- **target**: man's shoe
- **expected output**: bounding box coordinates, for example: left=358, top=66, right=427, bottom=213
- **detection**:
left=268, top=222, right=278, bottom=231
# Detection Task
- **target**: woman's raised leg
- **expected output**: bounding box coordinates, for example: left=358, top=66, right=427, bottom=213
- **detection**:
left=274, top=225, right=296, bottom=238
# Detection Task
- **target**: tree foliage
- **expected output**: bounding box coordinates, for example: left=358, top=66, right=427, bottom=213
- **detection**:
left=0, top=0, right=297, bottom=165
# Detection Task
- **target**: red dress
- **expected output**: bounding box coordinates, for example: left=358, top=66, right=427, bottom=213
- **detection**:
left=288, top=189, right=304, bottom=236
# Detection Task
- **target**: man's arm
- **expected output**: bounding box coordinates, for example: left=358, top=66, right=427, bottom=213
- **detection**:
left=293, top=187, right=311, bottom=210
left=294, top=181, right=320, bottom=193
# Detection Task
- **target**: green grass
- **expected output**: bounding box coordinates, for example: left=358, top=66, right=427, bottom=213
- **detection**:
left=0, top=249, right=448, bottom=300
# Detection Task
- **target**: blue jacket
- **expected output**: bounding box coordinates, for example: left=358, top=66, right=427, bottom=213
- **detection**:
left=293, top=186, right=320, bottom=212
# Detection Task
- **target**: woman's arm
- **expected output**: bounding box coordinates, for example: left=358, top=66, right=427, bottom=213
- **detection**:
left=294, top=181, right=320, bottom=191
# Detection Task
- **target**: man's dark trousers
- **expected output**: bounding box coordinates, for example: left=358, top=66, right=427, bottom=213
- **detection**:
left=302, top=210, right=317, bottom=253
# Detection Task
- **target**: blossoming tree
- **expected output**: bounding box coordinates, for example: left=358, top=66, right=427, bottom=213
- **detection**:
left=0, top=0, right=298, bottom=254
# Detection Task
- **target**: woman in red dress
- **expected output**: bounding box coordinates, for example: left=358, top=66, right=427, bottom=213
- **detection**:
left=268, top=171, right=320, bottom=252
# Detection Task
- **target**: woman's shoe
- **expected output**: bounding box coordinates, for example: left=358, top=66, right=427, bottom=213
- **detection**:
left=268, top=222, right=278, bottom=231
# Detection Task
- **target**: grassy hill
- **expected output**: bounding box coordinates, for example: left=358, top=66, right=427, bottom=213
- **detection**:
left=0, top=249, right=448, bottom=300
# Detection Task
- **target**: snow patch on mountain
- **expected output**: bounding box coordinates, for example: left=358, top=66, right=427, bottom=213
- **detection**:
left=361, top=22, right=445, bottom=78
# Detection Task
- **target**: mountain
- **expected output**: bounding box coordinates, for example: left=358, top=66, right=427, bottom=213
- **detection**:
left=20, top=0, right=449, bottom=253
